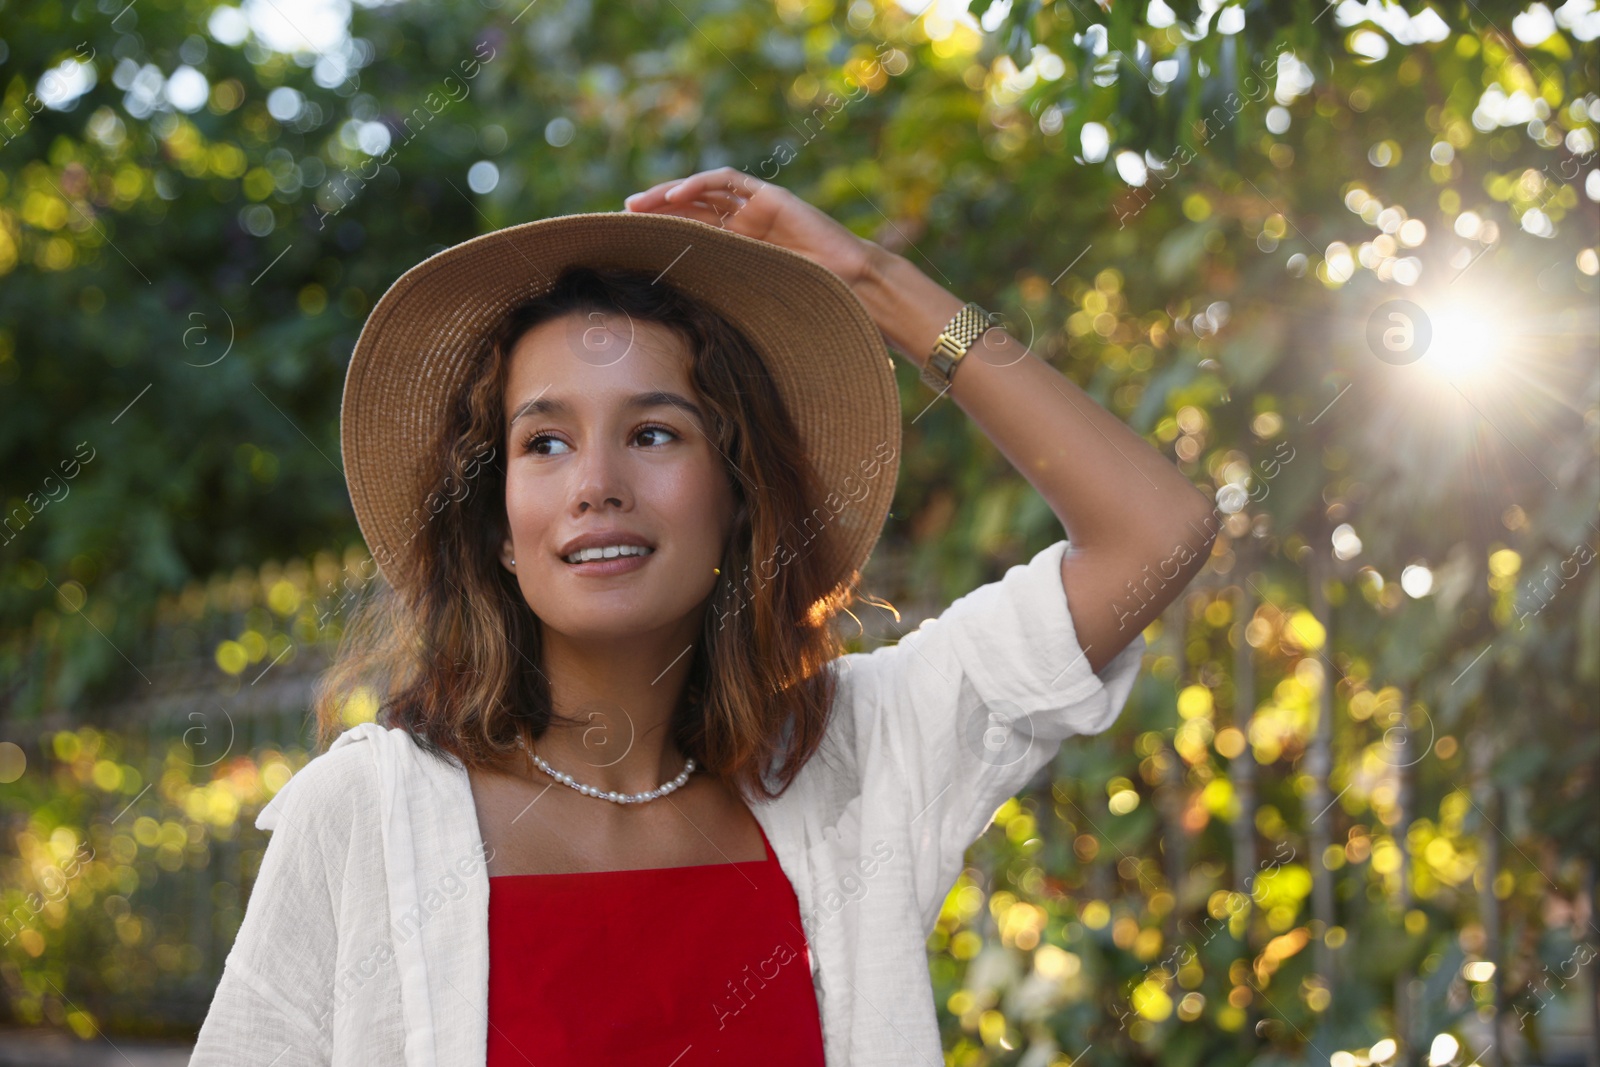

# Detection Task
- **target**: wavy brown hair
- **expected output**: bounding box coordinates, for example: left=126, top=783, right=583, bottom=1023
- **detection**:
left=311, top=266, right=866, bottom=801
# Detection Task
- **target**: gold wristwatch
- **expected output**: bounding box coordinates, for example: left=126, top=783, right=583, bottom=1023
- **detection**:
left=919, top=302, right=992, bottom=392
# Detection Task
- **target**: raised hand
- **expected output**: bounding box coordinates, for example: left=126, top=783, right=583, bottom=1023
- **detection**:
left=623, top=167, right=878, bottom=291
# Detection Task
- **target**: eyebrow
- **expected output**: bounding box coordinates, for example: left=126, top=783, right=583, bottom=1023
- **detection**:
left=508, top=390, right=705, bottom=427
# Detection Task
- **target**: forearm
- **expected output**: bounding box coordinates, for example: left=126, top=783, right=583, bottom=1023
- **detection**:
left=853, top=243, right=1217, bottom=669
left=853, top=243, right=1214, bottom=555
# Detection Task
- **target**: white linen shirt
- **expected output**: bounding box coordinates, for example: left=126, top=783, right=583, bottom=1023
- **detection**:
left=190, top=539, right=1145, bottom=1066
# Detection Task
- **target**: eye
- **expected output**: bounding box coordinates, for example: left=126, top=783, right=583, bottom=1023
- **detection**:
left=519, top=431, right=570, bottom=456
left=635, top=423, right=679, bottom=447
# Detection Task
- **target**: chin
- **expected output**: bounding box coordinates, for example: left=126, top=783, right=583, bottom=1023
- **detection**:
left=536, top=602, right=698, bottom=644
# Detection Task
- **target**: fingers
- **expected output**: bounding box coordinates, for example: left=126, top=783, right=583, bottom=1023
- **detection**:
left=624, top=167, right=766, bottom=211
left=675, top=188, right=747, bottom=214
left=622, top=178, right=683, bottom=209
left=666, top=167, right=763, bottom=203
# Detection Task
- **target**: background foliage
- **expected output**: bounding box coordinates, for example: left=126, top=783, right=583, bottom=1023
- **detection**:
left=0, top=0, right=1596, bottom=1061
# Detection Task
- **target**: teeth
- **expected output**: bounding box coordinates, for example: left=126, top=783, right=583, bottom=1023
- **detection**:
left=564, top=544, right=654, bottom=564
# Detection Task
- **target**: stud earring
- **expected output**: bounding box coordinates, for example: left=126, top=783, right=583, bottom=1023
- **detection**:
left=510, top=559, right=516, bottom=567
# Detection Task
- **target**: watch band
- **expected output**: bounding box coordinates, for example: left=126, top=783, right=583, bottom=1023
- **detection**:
left=919, top=302, right=991, bottom=392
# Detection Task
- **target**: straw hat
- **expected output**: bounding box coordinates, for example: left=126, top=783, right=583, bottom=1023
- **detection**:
left=340, top=210, right=903, bottom=602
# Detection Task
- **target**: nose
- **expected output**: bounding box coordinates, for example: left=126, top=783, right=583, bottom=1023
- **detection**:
left=570, top=438, right=630, bottom=515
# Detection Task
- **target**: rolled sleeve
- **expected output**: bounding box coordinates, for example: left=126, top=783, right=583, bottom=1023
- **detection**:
left=839, top=540, right=1146, bottom=930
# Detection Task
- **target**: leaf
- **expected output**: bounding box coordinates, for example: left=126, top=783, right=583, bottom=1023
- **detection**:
left=1155, top=221, right=1213, bottom=284
left=1130, top=358, right=1199, bottom=434
left=1216, top=310, right=1286, bottom=390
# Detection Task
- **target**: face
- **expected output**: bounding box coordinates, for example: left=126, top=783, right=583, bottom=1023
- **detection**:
left=497, top=311, right=742, bottom=643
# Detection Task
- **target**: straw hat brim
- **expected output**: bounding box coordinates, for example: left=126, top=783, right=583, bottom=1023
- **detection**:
left=340, top=210, right=903, bottom=603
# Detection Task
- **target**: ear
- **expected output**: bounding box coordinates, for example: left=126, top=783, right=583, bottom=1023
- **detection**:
left=499, top=533, right=517, bottom=574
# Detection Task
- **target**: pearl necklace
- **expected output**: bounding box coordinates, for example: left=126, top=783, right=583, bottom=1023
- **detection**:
left=515, top=733, right=696, bottom=805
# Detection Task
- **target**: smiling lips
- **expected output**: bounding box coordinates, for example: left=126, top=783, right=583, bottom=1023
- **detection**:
left=555, top=530, right=658, bottom=575
left=559, top=542, right=657, bottom=578
left=562, top=544, right=655, bottom=565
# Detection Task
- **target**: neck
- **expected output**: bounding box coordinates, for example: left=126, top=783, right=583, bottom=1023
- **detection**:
left=528, top=614, right=702, bottom=795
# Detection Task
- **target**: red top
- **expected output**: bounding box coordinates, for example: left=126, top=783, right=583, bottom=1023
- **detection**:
left=485, top=818, right=826, bottom=1066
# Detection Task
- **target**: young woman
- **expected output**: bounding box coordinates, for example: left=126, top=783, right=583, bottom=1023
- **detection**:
left=191, top=169, right=1216, bottom=1065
